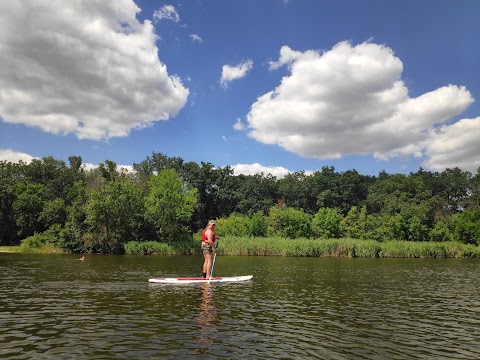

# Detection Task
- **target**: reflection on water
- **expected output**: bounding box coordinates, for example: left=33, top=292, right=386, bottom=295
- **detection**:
left=195, top=283, right=217, bottom=349
left=1, top=253, right=480, bottom=359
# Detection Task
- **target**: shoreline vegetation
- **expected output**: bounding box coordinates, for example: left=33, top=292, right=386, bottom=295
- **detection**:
left=2, top=154, right=479, bottom=256
left=3, top=237, right=479, bottom=258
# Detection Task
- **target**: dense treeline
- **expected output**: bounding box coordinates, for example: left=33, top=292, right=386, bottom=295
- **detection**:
left=1, top=152, right=479, bottom=253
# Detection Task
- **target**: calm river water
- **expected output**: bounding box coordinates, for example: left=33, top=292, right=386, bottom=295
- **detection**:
left=1, top=253, right=480, bottom=359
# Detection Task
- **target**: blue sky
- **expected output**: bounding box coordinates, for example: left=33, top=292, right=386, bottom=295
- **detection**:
left=1, top=0, right=479, bottom=177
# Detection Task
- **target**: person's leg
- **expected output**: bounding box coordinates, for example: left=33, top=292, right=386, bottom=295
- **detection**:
left=204, top=252, right=212, bottom=278
left=202, top=252, right=209, bottom=277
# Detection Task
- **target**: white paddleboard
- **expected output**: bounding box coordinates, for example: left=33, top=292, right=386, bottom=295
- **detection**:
left=148, top=275, right=253, bottom=284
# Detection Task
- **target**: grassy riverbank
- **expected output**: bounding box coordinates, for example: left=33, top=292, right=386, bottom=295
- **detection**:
left=0, top=246, right=21, bottom=253
left=4, top=238, right=480, bottom=258
left=216, top=237, right=480, bottom=258
left=125, top=237, right=480, bottom=258
left=0, top=245, right=63, bottom=254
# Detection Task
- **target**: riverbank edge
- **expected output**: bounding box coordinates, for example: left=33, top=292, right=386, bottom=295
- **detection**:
left=4, top=237, right=479, bottom=258
left=0, top=246, right=21, bottom=253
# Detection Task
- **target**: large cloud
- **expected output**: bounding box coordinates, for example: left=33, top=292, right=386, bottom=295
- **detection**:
left=0, top=148, right=135, bottom=173
left=422, top=117, right=480, bottom=172
left=0, top=149, right=37, bottom=163
left=247, top=41, right=475, bottom=170
left=0, top=0, right=189, bottom=140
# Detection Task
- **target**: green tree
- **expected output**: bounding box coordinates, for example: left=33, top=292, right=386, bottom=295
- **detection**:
left=38, top=198, right=67, bottom=228
left=341, top=206, right=368, bottom=239
left=464, top=167, right=480, bottom=210
left=452, top=208, right=480, bottom=245
left=85, top=175, right=146, bottom=253
left=429, top=218, right=454, bottom=242
left=313, top=167, right=373, bottom=215
left=0, top=161, right=24, bottom=245
left=13, top=182, right=48, bottom=239
left=145, top=169, right=198, bottom=243
left=278, top=171, right=313, bottom=212
left=216, top=211, right=268, bottom=237
left=268, top=206, right=312, bottom=239
left=437, top=167, right=472, bottom=213
left=234, top=174, right=279, bottom=215
left=62, top=180, right=88, bottom=252
left=24, top=157, right=72, bottom=199
left=312, top=208, right=343, bottom=239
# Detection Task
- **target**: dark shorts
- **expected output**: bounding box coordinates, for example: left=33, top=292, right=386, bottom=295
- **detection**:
left=201, top=243, right=213, bottom=254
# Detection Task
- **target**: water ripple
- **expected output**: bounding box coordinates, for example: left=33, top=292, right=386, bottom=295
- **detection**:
left=1, top=255, right=480, bottom=358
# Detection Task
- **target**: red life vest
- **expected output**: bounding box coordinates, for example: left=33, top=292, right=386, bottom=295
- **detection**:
left=201, top=228, right=216, bottom=242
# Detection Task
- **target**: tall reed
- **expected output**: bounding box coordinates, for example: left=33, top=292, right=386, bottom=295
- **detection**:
left=217, top=237, right=480, bottom=258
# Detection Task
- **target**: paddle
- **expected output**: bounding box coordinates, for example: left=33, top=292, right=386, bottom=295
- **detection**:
left=208, top=241, right=219, bottom=283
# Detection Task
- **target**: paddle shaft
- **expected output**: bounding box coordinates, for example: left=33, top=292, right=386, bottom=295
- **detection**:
left=208, top=241, right=219, bottom=283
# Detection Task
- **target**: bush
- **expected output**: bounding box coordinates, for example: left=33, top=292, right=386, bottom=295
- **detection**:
left=268, top=206, right=312, bottom=239
left=452, top=208, right=480, bottom=245
left=248, top=211, right=268, bottom=237
left=124, top=241, right=177, bottom=255
left=20, top=224, right=64, bottom=253
left=311, top=208, right=343, bottom=239
left=429, top=219, right=454, bottom=242
left=216, top=213, right=250, bottom=237
left=125, top=234, right=198, bottom=255
left=215, top=212, right=268, bottom=238
left=340, top=206, right=368, bottom=239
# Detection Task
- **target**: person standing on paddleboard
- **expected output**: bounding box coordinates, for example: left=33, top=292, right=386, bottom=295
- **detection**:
left=201, top=220, right=220, bottom=278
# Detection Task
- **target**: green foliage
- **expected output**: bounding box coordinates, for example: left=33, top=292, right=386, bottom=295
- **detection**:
left=438, top=167, right=472, bottom=212
left=311, top=208, right=343, bottom=238
left=38, top=198, right=67, bottom=228
left=278, top=171, right=313, bottom=212
left=85, top=174, right=146, bottom=253
left=217, top=236, right=480, bottom=258
left=62, top=180, right=88, bottom=252
left=408, top=215, right=429, bottom=242
left=341, top=206, right=367, bottom=239
left=233, top=174, right=278, bottom=215
left=216, top=214, right=250, bottom=236
left=125, top=235, right=198, bottom=255
left=249, top=211, right=268, bottom=237
left=1, top=153, right=480, bottom=253
left=20, top=224, right=64, bottom=253
left=14, top=182, right=48, bottom=238
left=215, top=211, right=268, bottom=238
left=0, top=163, right=20, bottom=245
left=378, top=241, right=480, bottom=258
left=452, top=208, right=480, bottom=245
left=144, top=169, right=198, bottom=244
left=124, top=241, right=176, bottom=255
left=314, top=167, right=373, bottom=215
left=268, top=206, right=312, bottom=239
left=429, top=219, right=455, bottom=242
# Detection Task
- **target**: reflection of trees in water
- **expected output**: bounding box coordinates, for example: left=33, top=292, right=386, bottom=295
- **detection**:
left=195, top=283, right=218, bottom=350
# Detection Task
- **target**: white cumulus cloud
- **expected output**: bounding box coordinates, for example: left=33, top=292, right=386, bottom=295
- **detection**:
left=233, top=118, right=245, bottom=131
left=0, top=148, right=136, bottom=173
left=190, top=34, right=203, bottom=43
left=246, top=41, right=475, bottom=170
left=153, top=5, right=180, bottom=23
left=422, top=117, right=480, bottom=173
left=231, top=163, right=290, bottom=178
left=220, top=59, right=253, bottom=88
left=0, top=0, right=189, bottom=140
left=0, top=149, right=38, bottom=163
